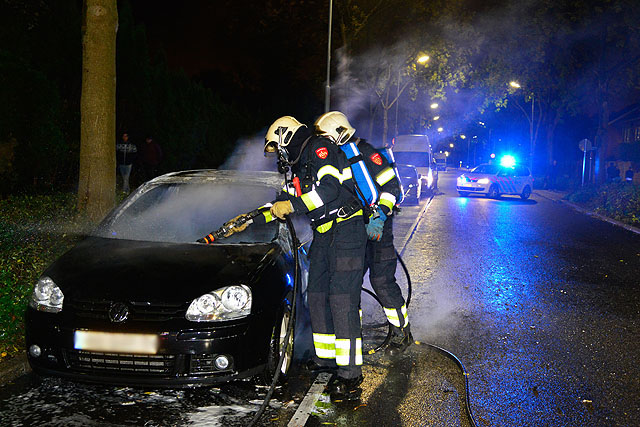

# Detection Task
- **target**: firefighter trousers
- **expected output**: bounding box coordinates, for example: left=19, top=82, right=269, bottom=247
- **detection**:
left=307, top=218, right=367, bottom=379
left=364, top=216, right=409, bottom=331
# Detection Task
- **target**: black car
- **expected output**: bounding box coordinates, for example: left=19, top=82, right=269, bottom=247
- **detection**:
left=25, top=170, right=312, bottom=387
left=396, top=164, right=421, bottom=205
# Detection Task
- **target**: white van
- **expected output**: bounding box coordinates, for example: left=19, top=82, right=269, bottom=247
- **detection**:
left=390, top=134, right=438, bottom=194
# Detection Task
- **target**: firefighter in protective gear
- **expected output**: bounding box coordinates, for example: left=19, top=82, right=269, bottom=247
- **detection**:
left=315, top=111, right=412, bottom=356
left=215, top=116, right=368, bottom=399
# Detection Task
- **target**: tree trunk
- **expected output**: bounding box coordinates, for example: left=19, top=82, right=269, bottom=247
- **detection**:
left=78, top=0, right=118, bottom=221
left=382, top=106, right=389, bottom=147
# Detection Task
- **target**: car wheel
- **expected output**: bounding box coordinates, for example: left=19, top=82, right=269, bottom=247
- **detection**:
left=487, top=184, right=500, bottom=198
left=458, top=191, right=469, bottom=197
left=520, top=185, right=532, bottom=200
left=261, top=304, right=294, bottom=384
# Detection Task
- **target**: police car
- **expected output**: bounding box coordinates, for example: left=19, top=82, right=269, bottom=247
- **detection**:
left=456, top=160, right=533, bottom=199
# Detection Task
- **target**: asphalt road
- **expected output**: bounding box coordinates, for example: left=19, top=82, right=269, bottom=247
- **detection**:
left=1, top=171, right=639, bottom=426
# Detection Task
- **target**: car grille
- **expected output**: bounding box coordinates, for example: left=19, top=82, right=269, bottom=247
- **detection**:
left=66, top=300, right=185, bottom=322
left=66, top=350, right=175, bottom=375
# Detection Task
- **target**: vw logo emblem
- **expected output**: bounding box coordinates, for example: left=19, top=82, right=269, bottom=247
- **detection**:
left=109, top=302, right=129, bottom=323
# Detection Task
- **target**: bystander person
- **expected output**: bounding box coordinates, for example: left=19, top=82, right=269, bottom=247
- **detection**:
left=625, top=166, right=634, bottom=183
left=116, top=132, right=137, bottom=193
left=607, top=162, right=620, bottom=183
left=546, top=159, right=559, bottom=190
left=139, top=136, right=163, bottom=182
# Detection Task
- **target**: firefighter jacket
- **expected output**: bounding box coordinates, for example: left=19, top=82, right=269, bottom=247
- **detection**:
left=254, top=136, right=363, bottom=233
left=355, top=139, right=402, bottom=217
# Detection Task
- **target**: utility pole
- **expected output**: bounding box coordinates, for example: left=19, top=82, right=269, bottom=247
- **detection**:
left=324, top=0, right=333, bottom=113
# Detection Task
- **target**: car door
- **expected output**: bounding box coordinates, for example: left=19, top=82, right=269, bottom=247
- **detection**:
left=496, top=167, right=517, bottom=194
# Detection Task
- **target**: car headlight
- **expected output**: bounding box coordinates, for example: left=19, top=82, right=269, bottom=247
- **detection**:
left=457, top=175, right=469, bottom=183
left=29, top=277, right=64, bottom=313
left=477, top=178, right=490, bottom=184
left=186, top=285, right=252, bottom=321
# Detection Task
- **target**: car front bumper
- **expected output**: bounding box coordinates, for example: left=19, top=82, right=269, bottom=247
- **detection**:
left=457, top=184, right=487, bottom=193
left=25, top=308, right=273, bottom=387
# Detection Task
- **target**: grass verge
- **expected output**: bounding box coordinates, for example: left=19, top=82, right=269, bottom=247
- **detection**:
left=567, top=183, right=640, bottom=226
left=0, top=193, right=84, bottom=363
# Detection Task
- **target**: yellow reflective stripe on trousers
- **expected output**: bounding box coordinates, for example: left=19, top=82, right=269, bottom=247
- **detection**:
left=335, top=339, right=351, bottom=366
left=315, top=210, right=363, bottom=234
left=379, top=192, right=396, bottom=211
left=376, top=167, right=396, bottom=186
left=383, top=304, right=408, bottom=327
left=313, top=333, right=336, bottom=359
left=335, top=338, right=362, bottom=366
left=301, top=189, right=324, bottom=211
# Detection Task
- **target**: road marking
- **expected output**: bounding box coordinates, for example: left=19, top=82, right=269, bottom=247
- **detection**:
left=398, top=195, right=434, bottom=256
left=287, top=372, right=332, bottom=427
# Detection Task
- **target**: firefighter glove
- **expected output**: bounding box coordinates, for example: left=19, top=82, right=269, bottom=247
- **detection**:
left=366, top=215, right=385, bottom=241
left=270, top=200, right=294, bottom=219
left=223, top=214, right=251, bottom=237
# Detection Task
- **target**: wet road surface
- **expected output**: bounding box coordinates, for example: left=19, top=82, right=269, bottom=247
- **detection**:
left=2, top=171, right=639, bottom=426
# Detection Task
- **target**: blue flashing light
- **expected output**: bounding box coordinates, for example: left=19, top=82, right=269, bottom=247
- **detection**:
left=500, top=155, right=516, bottom=168
left=285, top=273, right=293, bottom=288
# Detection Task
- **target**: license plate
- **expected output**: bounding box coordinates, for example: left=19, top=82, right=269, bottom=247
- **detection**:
left=74, top=330, right=159, bottom=354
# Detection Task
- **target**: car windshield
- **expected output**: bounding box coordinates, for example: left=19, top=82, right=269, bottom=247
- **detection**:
left=94, top=182, right=280, bottom=244
left=394, top=152, right=430, bottom=167
left=471, top=164, right=500, bottom=174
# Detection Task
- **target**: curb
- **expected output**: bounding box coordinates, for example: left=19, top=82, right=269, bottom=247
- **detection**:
left=0, top=353, right=31, bottom=387
left=535, top=191, right=640, bottom=236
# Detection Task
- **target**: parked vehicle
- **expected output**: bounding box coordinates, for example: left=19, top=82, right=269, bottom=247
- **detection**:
left=390, top=134, right=438, bottom=194
left=396, top=164, right=421, bottom=205
left=25, top=170, right=311, bottom=387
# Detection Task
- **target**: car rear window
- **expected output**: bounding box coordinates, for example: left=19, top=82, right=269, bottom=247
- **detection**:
left=95, top=183, right=279, bottom=244
left=394, top=152, right=430, bottom=167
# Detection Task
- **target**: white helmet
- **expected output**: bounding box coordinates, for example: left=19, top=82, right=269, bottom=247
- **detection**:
left=264, top=116, right=306, bottom=153
left=314, top=111, right=355, bottom=145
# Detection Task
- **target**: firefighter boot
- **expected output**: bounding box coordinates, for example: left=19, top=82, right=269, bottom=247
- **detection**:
left=385, top=324, right=413, bottom=357
left=328, top=375, right=364, bottom=402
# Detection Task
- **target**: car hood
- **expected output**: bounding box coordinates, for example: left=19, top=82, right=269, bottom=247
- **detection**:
left=44, top=237, right=280, bottom=303
left=464, top=172, right=495, bottom=179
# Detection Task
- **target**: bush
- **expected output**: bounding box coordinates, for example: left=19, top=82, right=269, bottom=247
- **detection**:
left=568, top=183, right=640, bottom=225
left=0, top=193, right=81, bottom=359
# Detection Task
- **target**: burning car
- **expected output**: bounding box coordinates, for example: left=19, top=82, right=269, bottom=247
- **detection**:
left=25, top=170, right=311, bottom=387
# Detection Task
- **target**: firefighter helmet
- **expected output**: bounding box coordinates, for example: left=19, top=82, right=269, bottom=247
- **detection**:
left=264, top=116, right=306, bottom=154
left=314, top=111, right=355, bottom=146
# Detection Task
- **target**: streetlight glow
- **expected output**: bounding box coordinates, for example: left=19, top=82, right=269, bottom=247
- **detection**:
left=430, top=103, right=439, bottom=109
left=449, top=143, right=454, bottom=148
left=509, top=81, right=521, bottom=88
left=460, top=134, right=466, bottom=139
left=433, top=116, right=440, bottom=121
left=417, top=55, right=430, bottom=64
left=437, top=127, right=444, bottom=132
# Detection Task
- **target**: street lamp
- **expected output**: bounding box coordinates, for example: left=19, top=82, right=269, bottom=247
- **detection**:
left=433, top=116, right=440, bottom=121
left=430, top=102, right=439, bottom=109
left=508, top=80, right=535, bottom=172
left=417, top=55, right=430, bottom=64
left=449, top=143, right=454, bottom=148
left=437, top=127, right=444, bottom=132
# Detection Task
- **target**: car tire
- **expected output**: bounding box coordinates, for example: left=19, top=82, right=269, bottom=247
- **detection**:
left=520, top=185, right=532, bottom=200
left=487, top=184, right=500, bottom=198
left=261, top=304, right=294, bottom=385
left=458, top=191, right=469, bottom=197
